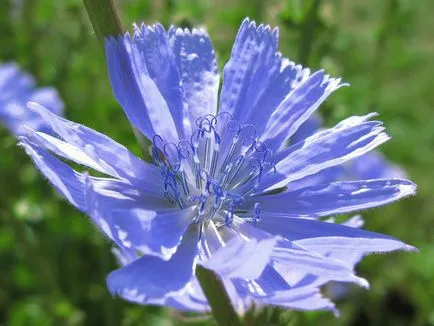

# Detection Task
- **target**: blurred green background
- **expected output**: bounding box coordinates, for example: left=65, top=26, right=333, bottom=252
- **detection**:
left=0, top=0, right=433, bottom=325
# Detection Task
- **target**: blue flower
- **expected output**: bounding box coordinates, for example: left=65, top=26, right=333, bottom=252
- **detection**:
left=19, top=18, right=416, bottom=314
left=0, top=63, right=63, bottom=136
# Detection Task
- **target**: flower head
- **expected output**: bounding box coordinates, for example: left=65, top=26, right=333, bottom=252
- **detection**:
left=20, top=18, right=416, bottom=314
left=0, top=63, right=63, bottom=135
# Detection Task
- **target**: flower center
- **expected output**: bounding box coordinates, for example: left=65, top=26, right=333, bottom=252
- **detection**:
left=151, top=113, right=274, bottom=225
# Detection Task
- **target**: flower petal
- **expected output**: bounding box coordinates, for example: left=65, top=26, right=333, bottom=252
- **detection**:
left=283, top=166, right=345, bottom=192
left=271, top=241, right=367, bottom=286
left=220, top=19, right=291, bottom=129
left=297, top=236, right=416, bottom=262
left=28, top=87, right=64, bottom=116
left=26, top=102, right=162, bottom=193
left=232, top=220, right=365, bottom=285
left=84, top=171, right=192, bottom=259
left=289, top=114, right=323, bottom=145
left=252, top=216, right=415, bottom=256
left=113, top=248, right=211, bottom=312
left=253, top=179, right=416, bottom=217
left=166, top=280, right=210, bottom=312
left=259, top=118, right=391, bottom=191
left=232, top=265, right=337, bottom=313
left=105, top=28, right=179, bottom=142
left=349, top=151, right=406, bottom=180
left=20, top=138, right=179, bottom=257
left=198, top=220, right=277, bottom=280
left=261, top=286, right=337, bottom=314
left=90, top=195, right=196, bottom=259
left=231, top=265, right=289, bottom=299
left=168, top=27, right=219, bottom=137
left=260, top=71, right=344, bottom=151
left=0, top=63, right=34, bottom=100
left=107, top=225, right=199, bottom=303
left=19, top=138, right=87, bottom=209
left=0, top=63, right=63, bottom=135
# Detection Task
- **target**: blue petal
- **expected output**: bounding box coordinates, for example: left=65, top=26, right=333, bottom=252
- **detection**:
left=88, top=185, right=196, bottom=259
left=19, top=138, right=86, bottom=209
left=259, top=117, right=391, bottom=191
left=112, top=250, right=211, bottom=312
left=233, top=265, right=337, bottom=313
left=26, top=102, right=162, bottom=193
left=219, top=19, right=289, bottom=128
left=253, top=179, right=416, bottom=217
left=297, top=236, right=416, bottom=262
left=341, top=215, right=365, bottom=228
left=28, top=88, right=64, bottom=116
left=260, top=71, right=344, bottom=152
left=168, top=27, right=219, bottom=137
left=20, top=139, right=182, bottom=257
left=233, top=220, right=365, bottom=285
left=0, top=63, right=34, bottom=101
left=290, top=114, right=323, bottom=145
left=231, top=265, right=290, bottom=298
left=271, top=240, right=366, bottom=285
left=199, top=221, right=277, bottom=279
left=84, top=171, right=190, bottom=259
left=349, top=151, right=406, bottom=180
left=252, top=215, right=415, bottom=255
left=320, top=217, right=365, bottom=268
left=247, top=60, right=312, bottom=137
left=165, top=279, right=210, bottom=312
left=261, top=286, right=337, bottom=314
left=105, top=29, right=179, bottom=142
left=283, top=166, right=345, bottom=192
left=107, top=225, right=199, bottom=303
left=0, top=63, right=63, bottom=135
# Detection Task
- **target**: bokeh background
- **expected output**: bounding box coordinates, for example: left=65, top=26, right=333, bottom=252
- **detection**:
left=0, top=0, right=433, bottom=325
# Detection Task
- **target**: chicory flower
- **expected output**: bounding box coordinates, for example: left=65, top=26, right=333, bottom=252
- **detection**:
left=19, top=19, right=416, bottom=313
left=0, top=63, right=63, bottom=135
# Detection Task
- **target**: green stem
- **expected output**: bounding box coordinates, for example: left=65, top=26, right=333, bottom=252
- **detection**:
left=82, top=0, right=123, bottom=43
left=195, top=265, right=242, bottom=326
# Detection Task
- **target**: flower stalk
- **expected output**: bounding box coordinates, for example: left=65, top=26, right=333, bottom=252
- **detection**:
left=82, top=0, right=123, bottom=45
left=81, top=1, right=241, bottom=324
left=195, top=265, right=242, bottom=326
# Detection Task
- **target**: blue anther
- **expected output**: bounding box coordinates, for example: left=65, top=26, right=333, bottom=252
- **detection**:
left=177, top=140, right=193, bottom=160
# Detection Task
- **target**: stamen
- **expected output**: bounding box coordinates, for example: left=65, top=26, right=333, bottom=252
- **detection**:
left=223, top=155, right=245, bottom=188
left=151, top=113, right=275, bottom=228
left=220, top=120, right=241, bottom=170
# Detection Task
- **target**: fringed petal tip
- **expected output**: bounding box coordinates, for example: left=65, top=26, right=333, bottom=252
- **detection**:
left=240, top=17, right=278, bottom=35
left=17, top=137, right=35, bottom=153
left=403, top=244, right=419, bottom=253
left=26, top=100, right=46, bottom=113
left=104, top=32, right=129, bottom=44
left=395, top=179, right=417, bottom=197
left=352, top=275, right=370, bottom=289
left=26, top=100, right=63, bottom=128
left=332, top=306, right=341, bottom=318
